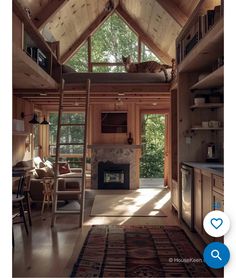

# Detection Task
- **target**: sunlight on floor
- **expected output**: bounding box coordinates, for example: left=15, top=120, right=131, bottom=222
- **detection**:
left=149, top=191, right=171, bottom=216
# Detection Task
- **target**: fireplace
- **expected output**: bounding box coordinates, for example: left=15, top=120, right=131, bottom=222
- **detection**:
left=98, top=161, right=130, bottom=189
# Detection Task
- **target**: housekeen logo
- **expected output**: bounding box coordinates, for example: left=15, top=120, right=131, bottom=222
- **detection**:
left=168, top=257, right=203, bottom=263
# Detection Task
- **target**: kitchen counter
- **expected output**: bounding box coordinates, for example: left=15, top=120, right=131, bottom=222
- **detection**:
left=182, top=162, right=224, bottom=177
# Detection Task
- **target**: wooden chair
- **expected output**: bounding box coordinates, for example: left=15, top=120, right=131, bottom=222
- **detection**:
left=12, top=174, right=29, bottom=247
left=23, top=174, right=32, bottom=226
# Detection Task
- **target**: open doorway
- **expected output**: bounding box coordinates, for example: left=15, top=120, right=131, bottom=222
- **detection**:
left=140, top=113, right=168, bottom=188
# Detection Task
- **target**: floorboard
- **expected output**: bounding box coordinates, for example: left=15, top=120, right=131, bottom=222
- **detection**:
left=13, top=189, right=212, bottom=277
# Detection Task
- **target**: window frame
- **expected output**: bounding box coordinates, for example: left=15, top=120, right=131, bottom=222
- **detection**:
left=67, top=13, right=161, bottom=73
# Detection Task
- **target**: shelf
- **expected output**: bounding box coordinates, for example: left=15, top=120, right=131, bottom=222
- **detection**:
left=13, top=131, right=30, bottom=136
left=190, top=103, right=223, bottom=110
left=13, top=0, right=58, bottom=61
left=191, top=127, right=223, bottom=131
left=13, top=44, right=58, bottom=89
left=191, top=66, right=224, bottom=90
left=178, top=17, right=223, bottom=72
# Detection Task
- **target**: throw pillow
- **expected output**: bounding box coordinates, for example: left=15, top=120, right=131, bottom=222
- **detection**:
left=44, top=160, right=53, bottom=169
left=14, top=160, right=31, bottom=168
left=58, top=162, right=71, bottom=174
left=38, top=162, right=46, bottom=168
left=35, top=167, right=54, bottom=179
left=34, top=156, right=43, bottom=168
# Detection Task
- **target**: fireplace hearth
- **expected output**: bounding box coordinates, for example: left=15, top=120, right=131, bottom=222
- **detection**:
left=98, top=161, right=130, bottom=189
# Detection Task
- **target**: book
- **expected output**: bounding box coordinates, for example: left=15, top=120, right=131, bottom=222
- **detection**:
left=206, top=9, right=215, bottom=31
left=214, top=5, right=221, bottom=23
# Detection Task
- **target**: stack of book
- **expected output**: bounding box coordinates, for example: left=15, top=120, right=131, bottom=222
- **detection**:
left=176, top=4, right=222, bottom=64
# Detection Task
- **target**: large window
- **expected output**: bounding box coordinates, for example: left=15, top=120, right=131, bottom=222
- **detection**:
left=49, top=112, right=85, bottom=167
left=91, top=13, right=138, bottom=64
left=67, top=13, right=161, bottom=73
left=67, top=42, right=88, bottom=72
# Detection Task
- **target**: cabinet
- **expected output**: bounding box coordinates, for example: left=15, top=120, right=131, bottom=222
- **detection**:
left=194, top=168, right=202, bottom=234
left=176, top=0, right=224, bottom=167
left=201, top=170, right=213, bottom=243
left=193, top=167, right=224, bottom=243
left=212, top=174, right=224, bottom=210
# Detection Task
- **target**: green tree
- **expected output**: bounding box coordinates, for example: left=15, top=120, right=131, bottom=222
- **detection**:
left=140, top=114, right=165, bottom=178
left=49, top=112, right=85, bottom=167
left=67, top=13, right=161, bottom=72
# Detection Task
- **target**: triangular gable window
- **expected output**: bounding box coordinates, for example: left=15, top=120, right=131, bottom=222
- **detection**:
left=67, top=13, right=161, bottom=72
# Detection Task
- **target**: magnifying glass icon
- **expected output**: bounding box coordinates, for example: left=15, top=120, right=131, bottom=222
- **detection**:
left=211, top=249, right=222, bottom=261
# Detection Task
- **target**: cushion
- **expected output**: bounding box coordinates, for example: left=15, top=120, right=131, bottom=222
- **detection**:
left=38, top=162, right=46, bottom=168
left=31, top=169, right=39, bottom=179
left=58, top=162, right=71, bottom=174
left=34, top=157, right=43, bottom=168
left=44, top=160, right=53, bottom=169
left=14, top=160, right=32, bottom=168
left=35, top=167, right=54, bottom=179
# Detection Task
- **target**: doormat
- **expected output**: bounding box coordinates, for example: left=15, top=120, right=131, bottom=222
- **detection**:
left=90, top=194, right=167, bottom=217
left=70, top=225, right=214, bottom=277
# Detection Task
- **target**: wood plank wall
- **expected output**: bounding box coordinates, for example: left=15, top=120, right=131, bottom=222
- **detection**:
left=13, top=96, right=34, bottom=165
left=89, top=101, right=170, bottom=187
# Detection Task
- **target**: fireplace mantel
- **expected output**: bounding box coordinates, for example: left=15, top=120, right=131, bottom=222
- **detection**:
left=90, top=144, right=140, bottom=190
left=88, top=144, right=141, bottom=149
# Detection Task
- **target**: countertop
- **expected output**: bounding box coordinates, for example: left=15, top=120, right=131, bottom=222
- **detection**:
left=182, top=162, right=224, bottom=177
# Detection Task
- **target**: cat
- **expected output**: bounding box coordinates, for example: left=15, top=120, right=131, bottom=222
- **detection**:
left=122, top=55, right=172, bottom=82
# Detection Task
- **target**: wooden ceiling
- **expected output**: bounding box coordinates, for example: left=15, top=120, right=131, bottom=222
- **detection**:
left=17, top=0, right=201, bottom=64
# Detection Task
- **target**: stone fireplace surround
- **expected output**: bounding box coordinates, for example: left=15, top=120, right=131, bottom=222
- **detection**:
left=89, top=144, right=141, bottom=190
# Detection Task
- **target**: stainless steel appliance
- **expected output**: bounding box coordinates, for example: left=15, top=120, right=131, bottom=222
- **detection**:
left=181, top=164, right=194, bottom=231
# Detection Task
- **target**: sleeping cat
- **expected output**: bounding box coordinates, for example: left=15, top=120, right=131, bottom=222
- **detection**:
left=122, top=55, right=172, bottom=82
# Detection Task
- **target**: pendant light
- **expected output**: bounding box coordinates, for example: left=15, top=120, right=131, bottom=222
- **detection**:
left=28, top=114, right=40, bottom=124
left=40, top=116, right=49, bottom=125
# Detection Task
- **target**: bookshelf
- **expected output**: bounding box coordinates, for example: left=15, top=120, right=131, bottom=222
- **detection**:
left=190, top=66, right=223, bottom=90
left=173, top=0, right=224, bottom=217
left=176, top=0, right=223, bottom=67
left=190, top=103, right=223, bottom=110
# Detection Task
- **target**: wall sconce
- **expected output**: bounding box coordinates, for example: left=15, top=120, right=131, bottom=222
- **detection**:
left=21, top=112, right=49, bottom=125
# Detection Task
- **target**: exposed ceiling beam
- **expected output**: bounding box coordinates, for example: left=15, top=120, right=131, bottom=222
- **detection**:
left=116, top=5, right=172, bottom=64
left=33, top=0, right=68, bottom=29
left=155, top=0, right=188, bottom=27
left=61, top=6, right=115, bottom=63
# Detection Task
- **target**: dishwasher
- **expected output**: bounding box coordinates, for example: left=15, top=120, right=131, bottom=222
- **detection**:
left=181, top=164, right=194, bottom=231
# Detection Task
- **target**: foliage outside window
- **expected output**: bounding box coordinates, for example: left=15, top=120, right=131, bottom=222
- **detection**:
left=92, top=66, right=125, bottom=73
left=91, top=13, right=138, bottom=64
left=49, top=112, right=85, bottom=167
left=141, top=43, right=160, bottom=62
left=67, top=42, right=88, bottom=72
left=140, top=114, right=165, bottom=178
left=67, top=13, right=161, bottom=73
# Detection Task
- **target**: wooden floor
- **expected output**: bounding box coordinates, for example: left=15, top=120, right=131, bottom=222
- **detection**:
left=13, top=188, right=207, bottom=277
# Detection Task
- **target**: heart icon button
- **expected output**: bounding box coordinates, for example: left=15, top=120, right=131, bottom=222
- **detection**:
left=210, top=218, right=223, bottom=229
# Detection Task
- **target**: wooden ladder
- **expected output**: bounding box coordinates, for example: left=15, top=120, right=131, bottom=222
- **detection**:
left=51, top=78, right=90, bottom=227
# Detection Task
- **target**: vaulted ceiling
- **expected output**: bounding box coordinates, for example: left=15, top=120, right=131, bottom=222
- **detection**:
left=17, top=0, right=200, bottom=64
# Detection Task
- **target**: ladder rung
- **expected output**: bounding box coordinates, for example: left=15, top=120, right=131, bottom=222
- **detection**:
left=62, top=105, right=86, bottom=108
left=59, top=143, right=84, bottom=146
left=54, top=210, right=80, bottom=214
left=56, top=175, right=82, bottom=179
left=56, top=191, right=81, bottom=194
left=60, top=123, right=85, bottom=126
